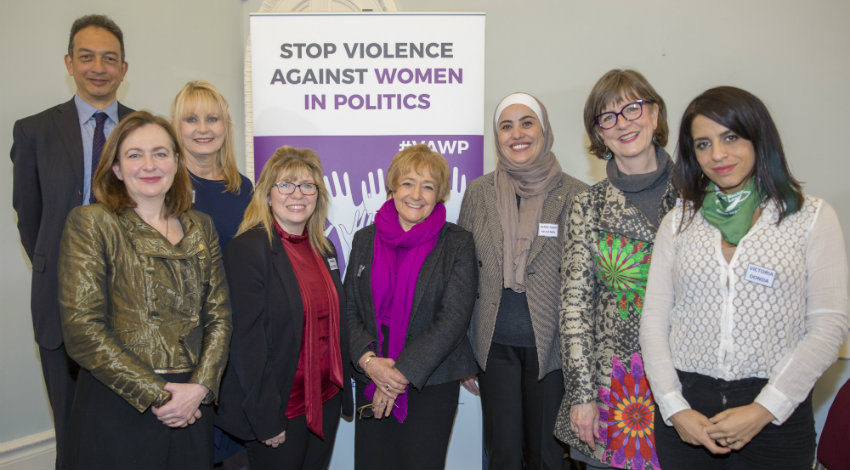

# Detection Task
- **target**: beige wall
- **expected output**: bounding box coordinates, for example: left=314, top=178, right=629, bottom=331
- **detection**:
left=1, top=0, right=847, bottom=449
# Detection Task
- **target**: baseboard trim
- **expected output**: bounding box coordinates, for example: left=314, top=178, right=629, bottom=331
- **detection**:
left=0, top=430, right=55, bottom=470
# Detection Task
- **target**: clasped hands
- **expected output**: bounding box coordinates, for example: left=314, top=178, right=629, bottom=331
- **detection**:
left=359, top=353, right=409, bottom=419
left=151, top=382, right=209, bottom=429
left=670, top=403, right=774, bottom=454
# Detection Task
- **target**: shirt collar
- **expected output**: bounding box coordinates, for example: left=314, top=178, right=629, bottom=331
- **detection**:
left=74, top=94, right=120, bottom=124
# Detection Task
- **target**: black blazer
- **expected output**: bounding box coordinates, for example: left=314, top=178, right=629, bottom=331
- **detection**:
left=216, top=226, right=354, bottom=441
left=345, top=222, right=479, bottom=390
left=11, top=98, right=133, bottom=349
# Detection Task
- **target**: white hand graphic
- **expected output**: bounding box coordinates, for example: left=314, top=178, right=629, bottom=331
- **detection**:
left=444, top=166, right=467, bottom=223
left=324, top=171, right=359, bottom=263
left=360, top=169, right=387, bottom=227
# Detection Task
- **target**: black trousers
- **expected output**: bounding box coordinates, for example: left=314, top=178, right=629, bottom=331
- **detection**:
left=478, top=342, right=566, bottom=470
left=654, top=370, right=816, bottom=470
left=245, top=392, right=342, bottom=470
left=64, top=369, right=213, bottom=470
left=39, top=343, right=79, bottom=470
left=355, top=379, right=459, bottom=470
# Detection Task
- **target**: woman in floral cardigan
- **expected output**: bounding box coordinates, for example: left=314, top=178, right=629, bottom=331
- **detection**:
left=554, top=69, right=675, bottom=470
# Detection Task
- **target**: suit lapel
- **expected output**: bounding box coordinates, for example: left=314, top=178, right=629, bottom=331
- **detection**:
left=597, top=182, right=655, bottom=241
left=483, top=177, right=504, bottom=272
left=55, top=99, right=85, bottom=201
left=322, top=250, right=345, bottom=308
left=118, top=102, right=133, bottom=120
left=359, top=233, right=378, bottom=329
left=269, top=236, right=304, bottom=344
left=597, top=177, right=678, bottom=242
left=526, top=178, right=566, bottom=266
left=408, top=227, right=444, bottom=326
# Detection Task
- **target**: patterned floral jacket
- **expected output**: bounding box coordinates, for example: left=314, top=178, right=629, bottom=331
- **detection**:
left=554, top=172, right=677, bottom=469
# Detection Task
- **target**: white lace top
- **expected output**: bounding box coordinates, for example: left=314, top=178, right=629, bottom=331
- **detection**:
left=641, top=195, right=849, bottom=425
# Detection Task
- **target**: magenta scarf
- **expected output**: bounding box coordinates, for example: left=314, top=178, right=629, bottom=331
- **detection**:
left=366, top=199, right=445, bottom=422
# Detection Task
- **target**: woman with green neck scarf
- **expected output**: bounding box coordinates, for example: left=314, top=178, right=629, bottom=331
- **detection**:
left=640, top=86, right=849, bottom=470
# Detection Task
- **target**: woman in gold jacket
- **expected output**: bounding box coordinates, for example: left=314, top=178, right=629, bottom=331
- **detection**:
left=58, top=111, right=232, bottom=470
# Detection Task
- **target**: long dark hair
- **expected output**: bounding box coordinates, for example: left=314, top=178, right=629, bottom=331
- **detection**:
left=673, top=86, right=803, bottom=227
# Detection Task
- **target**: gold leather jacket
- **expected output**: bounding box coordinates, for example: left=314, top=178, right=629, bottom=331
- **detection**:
left=58, top=205, right=232, bottom=412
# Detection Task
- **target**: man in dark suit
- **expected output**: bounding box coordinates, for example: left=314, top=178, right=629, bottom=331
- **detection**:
left=10, top=14, right=132, bottom=469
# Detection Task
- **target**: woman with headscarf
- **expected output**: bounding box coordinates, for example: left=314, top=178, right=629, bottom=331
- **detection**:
left=459, top=92, right=587, bottom=469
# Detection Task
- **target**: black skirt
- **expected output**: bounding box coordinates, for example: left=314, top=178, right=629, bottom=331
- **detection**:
left=64, top=369, right=214, bottom=470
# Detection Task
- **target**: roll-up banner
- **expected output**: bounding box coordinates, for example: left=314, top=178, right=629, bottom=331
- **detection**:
left=250, top=12, right=485, bottom=275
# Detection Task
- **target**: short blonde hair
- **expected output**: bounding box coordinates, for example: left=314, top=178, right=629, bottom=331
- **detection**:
left=171, top=80, right=243, bottom=193
left=385, top=144, right=450, bottom=203
left=237, top=146, right=332, bottom=256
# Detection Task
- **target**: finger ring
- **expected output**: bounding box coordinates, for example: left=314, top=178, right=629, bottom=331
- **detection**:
left=725, top=438, right=731, bottom=446
left=381, top=401, right=387, bottom=406
left=385, top=383, right=390, bottom=391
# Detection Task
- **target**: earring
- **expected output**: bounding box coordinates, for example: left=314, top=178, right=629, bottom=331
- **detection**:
left=603, top=148, right=613, bottom=160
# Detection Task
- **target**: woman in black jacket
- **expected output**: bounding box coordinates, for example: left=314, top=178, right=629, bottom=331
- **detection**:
left=216, top=146, right=353, bottom=470
left=346, top=144, right=478, bottom=470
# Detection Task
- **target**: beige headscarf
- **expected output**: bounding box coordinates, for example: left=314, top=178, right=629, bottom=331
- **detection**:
left=493, top=92, right=562, bottom=292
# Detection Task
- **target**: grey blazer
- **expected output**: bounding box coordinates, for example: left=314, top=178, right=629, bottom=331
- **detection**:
left=458, top=172, right=587, bottom=379
left=345, top=222, right=478, bottom=389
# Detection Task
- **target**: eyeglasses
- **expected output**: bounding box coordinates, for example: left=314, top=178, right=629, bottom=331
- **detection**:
left=357, top=404, right=375, bottom=419
left=594, top=100, right=652, bottom=130
left=357, top=402, right=400, bottom=419
left=274, top=181, right=318, bottom=195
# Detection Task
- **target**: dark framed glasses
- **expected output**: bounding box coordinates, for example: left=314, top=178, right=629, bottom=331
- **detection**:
left=357, top=401, right=399, bottom=419
left=594, top=100, right=652, bottom=130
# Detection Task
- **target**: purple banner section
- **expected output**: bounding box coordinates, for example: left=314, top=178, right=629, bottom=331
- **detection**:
left=254, top=134, right=484, bottom=274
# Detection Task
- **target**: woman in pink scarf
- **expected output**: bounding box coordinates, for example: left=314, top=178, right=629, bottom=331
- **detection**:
left=346, top=144, right=478, bottom=470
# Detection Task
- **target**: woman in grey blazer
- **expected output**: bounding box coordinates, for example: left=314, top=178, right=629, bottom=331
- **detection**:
left=458, top=92, right=587, bottom=470
left=346, top=144, right=478, bottom=470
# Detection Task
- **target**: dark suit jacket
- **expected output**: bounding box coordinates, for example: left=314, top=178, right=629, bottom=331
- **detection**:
left=216, top=226, right=354, bottom=441
left=11, top=97, right=133, bottom=349
left=345, top=222, right=479, bottom=390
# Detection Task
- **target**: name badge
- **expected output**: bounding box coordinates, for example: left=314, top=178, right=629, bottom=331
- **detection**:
left=538, top=223, right=559, bottom=238
left=328, top=258, right=339, bottom=271
left=744, top=263, right=776, bottom=288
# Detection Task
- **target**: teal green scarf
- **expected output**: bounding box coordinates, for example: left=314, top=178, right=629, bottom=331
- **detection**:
left=701, top=179, right=763, bottom=245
